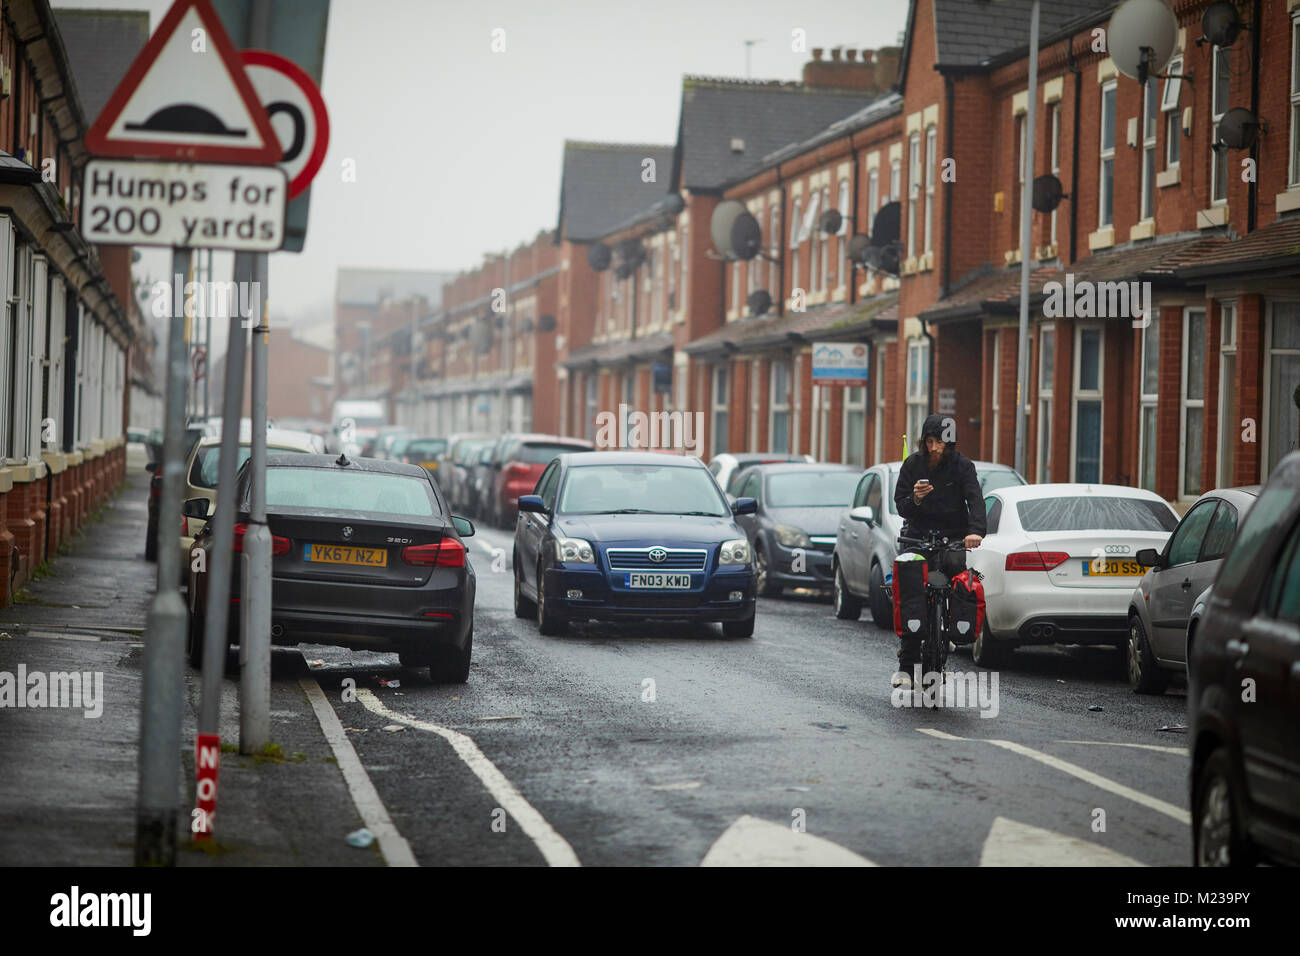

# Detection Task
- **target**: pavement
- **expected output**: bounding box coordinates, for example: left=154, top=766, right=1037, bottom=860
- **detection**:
left=0, top=466, right=382, bottom=866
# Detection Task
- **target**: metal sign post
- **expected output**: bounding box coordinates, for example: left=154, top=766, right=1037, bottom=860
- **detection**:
left=136, top=246, right=192, bottom=865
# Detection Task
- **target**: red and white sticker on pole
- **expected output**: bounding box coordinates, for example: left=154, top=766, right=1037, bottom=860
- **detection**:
left=193, top=733, right=221, bottom=840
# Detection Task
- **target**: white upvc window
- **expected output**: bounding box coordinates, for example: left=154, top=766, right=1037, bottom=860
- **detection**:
left=0, top=216, right=13, bottom=461
left=584, top=373, right=598, bottom=442
left=712, top=364, right=729, bottom=457
left=1263, top=299, right=1300, bottom=474
left=924, top=126, right=936, bottom=256
left=836, top=178, right=850, bottom=289
left=867, top=168, right=879, bottom=226
left=1099, top=81, right=1117, bottom=228
left=1071, top=324, right=1104, bottom=483
left=890, top=157, right=901, bottom=202
left=748, top=359, right=760, bottom=450
left=1138, top=313, right=1161, bottom=491
left=1217, top=302, right=1238, bottom=489
left=731, top=260, right=741, bottom=317
left=1141, top=76, right=1158, bottom=221
left=1037, top=324, right=1055, bottom=483
left=907, top=132, right=921, bottom=259
left=769, top=359, right=791, bottom=453
left=1290, top=20, right=1300, bottom=185
left=1211, top=45, right=1230, bottom=204
left=789, top=195, right=802, bottom=296
left=905, top=337, right=929, bottom=447
left=769, top=204, right=780, bottom=294
left=843, top=384, right=866, bottom=467
left=873, top=343, right=886, bottom=465
left=1180, top=308, right=1207, bottom=499
left=818, top=186, right=831, bottom=292
left=1163, top=55, right=1183, bottom=170
left=1014, top=113, right=1026, bottom=241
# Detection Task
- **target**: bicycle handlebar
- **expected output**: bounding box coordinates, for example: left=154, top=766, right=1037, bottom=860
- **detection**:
left=897, top=532, right=969, bottom=551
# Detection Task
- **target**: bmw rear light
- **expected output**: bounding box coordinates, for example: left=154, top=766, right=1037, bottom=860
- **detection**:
left=231, top=523, right=291, bottom=555
left=402, top=538, right=466, bottom=568
left=1005, top=551, right=1069, bottom=571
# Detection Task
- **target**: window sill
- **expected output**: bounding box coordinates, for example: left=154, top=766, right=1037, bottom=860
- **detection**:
left=1156, top=165, right=1180, bottom=188
left=1276, top=189, right=1300, bottom=214
left=919, top=250, right=935, bottom=272
left=1130, top=220, right=1156, bottom=241
left=1003, top=247, right=1022, bottom=265
left=1197, top=204, right=1228, bottom=228
left=0, top=467, right=11, bottom=494
left=901, top=257, right=918, bottom=276
left=1035, top=242, right=1059, bottom=261
left=1088, top=226, right=1115, bottom=251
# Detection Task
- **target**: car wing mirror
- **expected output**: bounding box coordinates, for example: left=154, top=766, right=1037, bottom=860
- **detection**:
left=849, top=505, right=875, bottom=524
left=732, top=497, right=758, bottom=516
left=182, top=497, right=210, bottom=519
left=1135, top=548, right=1162, bottom=569
left=517, top=494, right=547, bottom=514
left=452, top=515, right=475, bottom=537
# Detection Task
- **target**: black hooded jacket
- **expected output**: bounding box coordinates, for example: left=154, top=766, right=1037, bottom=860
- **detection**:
left=894, top=413, right=987, bottom=539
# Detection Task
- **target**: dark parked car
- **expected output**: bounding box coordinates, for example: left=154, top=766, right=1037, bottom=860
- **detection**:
left=1189, top=450, right=1300, bottom=866
left=185, top=453, right=476, bottom=683
left=1128, top=485, right=1259, bottom=694
left=732, top=462, right=861, bottom=597
left=489, top=433, right=595, bottom=528
left=707, top=451, right=816, bottom=495
left=513, top=451, right=758, bottom=636
left=401, top=437, right=449, bottom=480
left=440, top=433, right=495, bottom=512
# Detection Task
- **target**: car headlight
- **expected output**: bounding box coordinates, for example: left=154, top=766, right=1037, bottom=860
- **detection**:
left=554, top=536, right=595, bottom=563
left=719, top=538, right=750, bottom=565
left=773, top=525, right=812, bottom=548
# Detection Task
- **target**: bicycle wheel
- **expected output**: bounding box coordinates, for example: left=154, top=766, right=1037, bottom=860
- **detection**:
left=921, top=594, right=942, bottom=678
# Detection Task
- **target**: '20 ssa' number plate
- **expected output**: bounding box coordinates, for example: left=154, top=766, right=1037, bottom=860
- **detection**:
left=625, top=572, right=691, bottom=589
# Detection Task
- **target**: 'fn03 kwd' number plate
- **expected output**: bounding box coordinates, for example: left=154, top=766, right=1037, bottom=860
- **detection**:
left=625, top=572, right=691, bottom=589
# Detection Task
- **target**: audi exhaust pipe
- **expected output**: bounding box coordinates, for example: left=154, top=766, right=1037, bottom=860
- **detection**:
left=1041, top=624, right=1056, bottom=640
left=1028, top=624, right=1044, bottom=639
left=271, top=624, right=284, bottom=638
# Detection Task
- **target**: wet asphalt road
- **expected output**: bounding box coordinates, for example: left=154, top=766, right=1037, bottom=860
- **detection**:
left=296, top=523, right=1193, bottom=867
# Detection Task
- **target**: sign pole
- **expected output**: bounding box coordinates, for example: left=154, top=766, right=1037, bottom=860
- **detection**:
left=240, top=250, right=271, bottom=753
left=136, top=245, right=192, bottom=865
left=1013, top=0, right=1040, bottom=477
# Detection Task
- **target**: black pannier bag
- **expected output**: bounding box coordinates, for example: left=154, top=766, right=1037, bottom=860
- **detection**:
left=892, top=554, right=929, bottom=638
left=948, top=569, right=985, bottom=645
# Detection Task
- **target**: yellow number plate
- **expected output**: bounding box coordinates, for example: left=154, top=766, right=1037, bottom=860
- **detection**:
left=419, top=461, right=439, bottom=470
left=1081, top=559, right=1142, bottom=576
left=305, top=544, right=388, bottom=567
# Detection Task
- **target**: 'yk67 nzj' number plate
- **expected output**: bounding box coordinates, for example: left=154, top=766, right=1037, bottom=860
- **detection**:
left=625, top=572, right=691, bottom=589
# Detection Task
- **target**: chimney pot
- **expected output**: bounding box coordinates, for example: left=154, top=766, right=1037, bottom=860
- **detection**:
left=830, top=46, right=842, bottom=61
left=846, top=49, right=858, bottom=61
left=812, top=47, right=824, bottom=60
left=862, top=49, right=875, bottom=64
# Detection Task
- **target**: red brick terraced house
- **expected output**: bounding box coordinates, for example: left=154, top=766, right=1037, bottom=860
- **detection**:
left=0, top=4, right=146, bottom=608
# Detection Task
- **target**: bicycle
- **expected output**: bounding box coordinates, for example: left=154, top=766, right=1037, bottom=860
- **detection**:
left=887, top=531, right=972, bottom=680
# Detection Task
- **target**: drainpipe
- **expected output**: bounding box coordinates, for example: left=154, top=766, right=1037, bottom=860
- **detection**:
left=922, top=317, right=936, bottom=410
left=776, top=163, right=787, bottom=317
left=942, top=73, right=955, bottom=298
left=1068, top=35, right=1081, bottom=265
left=1247, top=0, right=1261, bottom=234
left=844, top=136, right=861, bottom=306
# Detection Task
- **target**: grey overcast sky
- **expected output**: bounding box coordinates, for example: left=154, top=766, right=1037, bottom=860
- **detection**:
left=62, top=0, right=910, bottom=329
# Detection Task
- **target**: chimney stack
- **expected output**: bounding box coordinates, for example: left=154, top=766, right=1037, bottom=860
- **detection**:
left=802, top=43, right=900, bottom=93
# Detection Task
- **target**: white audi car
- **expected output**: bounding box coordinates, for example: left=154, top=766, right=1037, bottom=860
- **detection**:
left=965, top=483, right=1179, bottom=666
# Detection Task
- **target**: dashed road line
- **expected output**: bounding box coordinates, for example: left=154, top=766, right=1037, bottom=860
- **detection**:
left=358, top=689, right=581, bottom=867
left=300, top=678, right=418, bottom=867
left=918, top=729, right=1190, bottom=824
left=1056, top=740, right=1186, bottom=755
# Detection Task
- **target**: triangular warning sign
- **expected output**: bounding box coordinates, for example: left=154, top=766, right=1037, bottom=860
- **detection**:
left=85, top=0, right=280, bottom=164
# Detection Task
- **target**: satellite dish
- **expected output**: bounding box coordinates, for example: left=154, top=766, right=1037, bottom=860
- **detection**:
left=1032, top=174, right=1067, bottom=213
left=869, top=201, right=901, bottom=246
left=867, top=243, right=901, bottom=277
left=662, top=193, right=686, bottom=216
left=588, top=242, right=611, bottom=271
left=1217, top=107, right=1260, bottom=150
left=747, top=289, right=772, bottom=317
left=1201, top=1, right=1242, bottom=48
left=521, top=318, right=535, bottom=333
left=614, top=261, right=634, bottom=280
left=537, top=314, right=557, bottom=333
left=1109, top=0, right=1178, bottom=82
left=729, top=211, right=763, bottom=260
left=617, top=238, right=645, bottom=269
left=820, top=208, right=843, bottom=235
left=710, top=199, right=748, bottom=259
left=846, top=233, right=871, bottom=263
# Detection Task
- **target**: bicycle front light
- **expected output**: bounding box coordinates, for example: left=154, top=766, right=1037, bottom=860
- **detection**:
left=773, top=525, right=812, bottom=549
left=718, top=538, right=750, bottom=565
left=554, top=536, right=595, bottom=563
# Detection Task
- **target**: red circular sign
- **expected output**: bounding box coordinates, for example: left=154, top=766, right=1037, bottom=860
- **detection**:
left=241, top=50, right=330, bottom=200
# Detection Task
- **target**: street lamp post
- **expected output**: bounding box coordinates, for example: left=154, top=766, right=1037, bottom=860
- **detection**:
left=1014, top=0, right=1040, bottom=478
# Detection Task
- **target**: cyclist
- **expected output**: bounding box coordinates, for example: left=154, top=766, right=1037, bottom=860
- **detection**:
left=891, top=413, right=987, bottom=689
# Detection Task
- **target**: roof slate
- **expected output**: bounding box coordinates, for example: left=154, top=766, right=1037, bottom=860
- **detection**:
left=685, top=292, right=899, bottom=355
left=932, top=0, right=1116, bottom=70
left=52, top=9, right=150, bottom=124
left=676, top=78, right=882, bottom=191
left=557, top=142, right=676, bottom=243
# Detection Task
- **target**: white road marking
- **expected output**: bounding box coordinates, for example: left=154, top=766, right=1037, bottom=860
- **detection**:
left=701, top=815, right=876, bottom=866
left=299, top=679, right=418, bottom=867
left=358, top=689, right=581, bottom=867
left=649, top=781, right=702, bottom=791
left=917, top=729, right=1191, bottom=824
left=475, top=538, right=499, bottom=557
left=980, top=817, right=1147, bottom=866
left=22, top=630, right=101, bottom=641
left=1056, top=740, right=1186, bottom=755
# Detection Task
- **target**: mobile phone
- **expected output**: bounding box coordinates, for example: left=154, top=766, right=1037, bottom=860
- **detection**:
left=915, top=479, right=932, bottom=487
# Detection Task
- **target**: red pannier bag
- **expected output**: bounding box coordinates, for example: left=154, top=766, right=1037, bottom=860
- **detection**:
left=892, top=556, right=929, bottom=638
left=948, top=569, right=985, bottom=645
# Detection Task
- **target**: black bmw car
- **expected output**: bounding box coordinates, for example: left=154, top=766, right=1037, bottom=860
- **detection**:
left=186, top=453, right=476, bottom=682
left=512, top=451, right=758, bottom=637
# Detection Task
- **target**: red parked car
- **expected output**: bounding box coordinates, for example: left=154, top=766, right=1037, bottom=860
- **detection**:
left=490, top=434, right=594, bottom=528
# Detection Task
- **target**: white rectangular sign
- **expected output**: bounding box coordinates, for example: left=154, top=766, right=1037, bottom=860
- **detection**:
left=811, top=341, right=869, bottom=385
left=82, top=159, right=287, bottom=251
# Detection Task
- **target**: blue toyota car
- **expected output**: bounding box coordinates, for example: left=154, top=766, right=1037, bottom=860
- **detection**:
left=512, top=451, right=758, bottom=637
